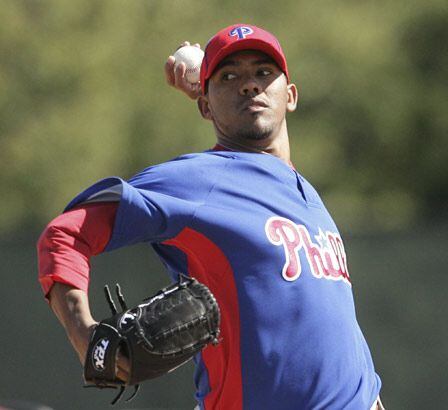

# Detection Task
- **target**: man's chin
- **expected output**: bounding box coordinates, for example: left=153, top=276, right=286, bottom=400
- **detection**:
left=236, top=125, right=273, bottom=141
left=241, top=133, right=271, bottom=141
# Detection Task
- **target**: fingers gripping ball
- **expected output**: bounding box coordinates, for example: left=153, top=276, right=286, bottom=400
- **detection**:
left=84, top=275, right=220, bottom=404
left=173, top=45, right=204, bottom=84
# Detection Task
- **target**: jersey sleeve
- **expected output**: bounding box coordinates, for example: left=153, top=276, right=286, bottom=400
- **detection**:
left=64, top=158, right=213, bottom=251
left=37, top=202, right=117, bottom=297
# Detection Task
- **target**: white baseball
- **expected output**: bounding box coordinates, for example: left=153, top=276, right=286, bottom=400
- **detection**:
left=173, top=45, right=204, bottom=84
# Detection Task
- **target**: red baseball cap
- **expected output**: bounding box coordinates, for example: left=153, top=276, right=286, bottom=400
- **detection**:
left=200, top=24, right=290, bottom=93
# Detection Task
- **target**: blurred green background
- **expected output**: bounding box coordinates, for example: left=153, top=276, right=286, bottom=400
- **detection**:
left=1, top=0, right=447, bottom=409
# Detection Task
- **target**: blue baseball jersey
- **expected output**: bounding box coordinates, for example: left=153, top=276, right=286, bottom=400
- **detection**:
left=66, top=150, right=381, bottom=409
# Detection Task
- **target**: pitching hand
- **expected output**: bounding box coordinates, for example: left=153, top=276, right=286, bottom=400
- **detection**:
left=165, top=41, right=202, bottom=100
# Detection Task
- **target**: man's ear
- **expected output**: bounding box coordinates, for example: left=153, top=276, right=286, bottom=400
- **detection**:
left=286, top=83, right=298, bottom=113
left=197, top=96, right=213, bottom=121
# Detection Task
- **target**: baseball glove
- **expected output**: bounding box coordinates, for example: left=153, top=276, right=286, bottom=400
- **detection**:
left=83, top=274, right=220, bottom=404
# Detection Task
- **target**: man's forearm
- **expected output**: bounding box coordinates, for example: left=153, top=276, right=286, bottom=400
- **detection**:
left=48, top=282, right=97, bottom=363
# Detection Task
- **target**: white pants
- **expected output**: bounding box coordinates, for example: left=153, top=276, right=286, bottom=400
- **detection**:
left=371, top=396, right=385, bottom=410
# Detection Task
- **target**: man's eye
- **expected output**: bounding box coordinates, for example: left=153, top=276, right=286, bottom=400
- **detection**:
left=257, top=69, right=272, bottom=76
left=222, top=73, right=237, bottom=81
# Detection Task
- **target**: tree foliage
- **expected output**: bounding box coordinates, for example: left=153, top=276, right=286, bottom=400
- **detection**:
left=1, top=0, right=446, bottom=234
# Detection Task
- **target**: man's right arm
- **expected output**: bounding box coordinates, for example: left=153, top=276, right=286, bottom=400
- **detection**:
left=37, top=203, right=118, bottom=363
left=38, top=202, right=131, bottom=381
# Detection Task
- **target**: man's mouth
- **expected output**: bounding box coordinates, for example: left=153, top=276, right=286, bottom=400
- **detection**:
left=241, top=99, right=269, bottom=113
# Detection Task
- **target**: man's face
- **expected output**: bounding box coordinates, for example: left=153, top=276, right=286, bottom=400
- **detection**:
left=199, top=50, right=297, bottom=142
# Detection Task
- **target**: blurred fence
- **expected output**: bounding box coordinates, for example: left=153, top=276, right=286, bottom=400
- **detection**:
left=1, top=0, right=447, bottom=235
left=0, top=223, right=446, bottom=409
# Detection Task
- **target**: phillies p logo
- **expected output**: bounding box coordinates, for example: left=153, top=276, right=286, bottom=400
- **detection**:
left=229, top=26, right=254, bottom=40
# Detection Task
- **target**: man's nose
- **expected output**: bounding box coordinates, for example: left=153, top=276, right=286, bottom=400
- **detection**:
left=240, top=78, right=261, bottom=96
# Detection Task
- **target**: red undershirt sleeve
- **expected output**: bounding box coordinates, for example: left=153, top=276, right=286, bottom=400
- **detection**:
left=37, top=202, right=118, bottom=299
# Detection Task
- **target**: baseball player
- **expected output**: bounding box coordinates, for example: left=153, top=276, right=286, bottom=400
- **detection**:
left=38, top=24, right=384, bottom=409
